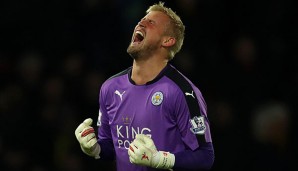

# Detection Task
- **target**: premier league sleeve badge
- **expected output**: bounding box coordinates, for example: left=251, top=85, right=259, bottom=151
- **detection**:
left=189, top=116, right=206, bottom=135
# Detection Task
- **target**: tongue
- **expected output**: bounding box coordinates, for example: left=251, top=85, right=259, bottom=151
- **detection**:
left=135, top=34, right=143, bottom=42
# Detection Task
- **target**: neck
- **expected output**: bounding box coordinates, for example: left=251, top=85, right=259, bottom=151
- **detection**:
left=131, top=56, right=168, bottom=85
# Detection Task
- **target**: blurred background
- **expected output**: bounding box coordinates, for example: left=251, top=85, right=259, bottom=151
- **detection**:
left=1, top=0, right=297, bottom=170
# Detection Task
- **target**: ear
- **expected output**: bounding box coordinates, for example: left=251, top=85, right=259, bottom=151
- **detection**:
left=162, top=37, right=176, bottom=47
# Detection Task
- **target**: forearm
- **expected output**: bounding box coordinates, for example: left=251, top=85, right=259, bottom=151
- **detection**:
left=173, top=142, right=214, bottom=170
left=97, top=139, right=116, bottom=160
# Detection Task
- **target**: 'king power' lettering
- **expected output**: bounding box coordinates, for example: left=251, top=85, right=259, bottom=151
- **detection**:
left=116, top=125, right=151, bottom=149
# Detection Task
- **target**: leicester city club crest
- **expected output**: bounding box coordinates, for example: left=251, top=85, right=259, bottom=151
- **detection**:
left=151, top=91, right=163, bottom=106
left=189, top=116, right=206, bottom=135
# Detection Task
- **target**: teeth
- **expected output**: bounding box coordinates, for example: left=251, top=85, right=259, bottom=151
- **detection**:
left=136, top=31, right=144, bottom=37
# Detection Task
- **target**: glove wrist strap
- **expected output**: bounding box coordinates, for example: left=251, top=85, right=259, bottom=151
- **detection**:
left=155, top=151, right=175, bottom=169
left=81, top=143, right=101, bottom=159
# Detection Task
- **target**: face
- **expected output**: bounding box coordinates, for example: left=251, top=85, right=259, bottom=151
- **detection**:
left=127, top=11, right=171, bottom=59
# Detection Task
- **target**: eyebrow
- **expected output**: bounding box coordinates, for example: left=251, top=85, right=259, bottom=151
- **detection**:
left=141, top=17, right=156, bottom=24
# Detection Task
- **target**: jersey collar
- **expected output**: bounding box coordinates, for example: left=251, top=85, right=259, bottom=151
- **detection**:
left=128, top=64, right=171, bottom=85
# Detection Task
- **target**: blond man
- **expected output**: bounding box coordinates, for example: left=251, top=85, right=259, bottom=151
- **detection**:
left=75, top=2, right=214, bottom=171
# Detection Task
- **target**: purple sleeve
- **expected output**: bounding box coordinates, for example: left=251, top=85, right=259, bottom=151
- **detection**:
left=173, top=142, right=214, bottom=170
left=97, top=85, right=113, bottom=140
left=97, top=83, right=115, bottom=160
left=98, top=139, right=115, bottom=160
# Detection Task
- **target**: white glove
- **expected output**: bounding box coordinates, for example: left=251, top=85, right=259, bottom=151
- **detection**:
left=75, top=118, right=100, bottom=159
left=128, top=134, right=175, bottom=169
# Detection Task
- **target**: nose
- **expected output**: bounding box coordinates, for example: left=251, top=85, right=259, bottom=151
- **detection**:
left=138, top=20, right=146, bottom=28
left=138, top=22, right=145, bottom=28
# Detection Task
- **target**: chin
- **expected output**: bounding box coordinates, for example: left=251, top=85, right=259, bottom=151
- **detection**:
left=128, top=52, right=140, bottom=60
left=127, top=46, right=139, bottom=58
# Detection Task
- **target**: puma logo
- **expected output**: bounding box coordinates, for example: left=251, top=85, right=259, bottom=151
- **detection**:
left=185, top=91, right=195, bottom=99
left=115, top=90, right=126, bottom=101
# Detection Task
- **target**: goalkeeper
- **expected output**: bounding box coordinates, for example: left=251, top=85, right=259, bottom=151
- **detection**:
left=75, top=1, right=214, bottom=171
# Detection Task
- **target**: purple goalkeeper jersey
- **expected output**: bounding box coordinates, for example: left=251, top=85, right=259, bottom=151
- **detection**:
left=97, top=64, right=212, bottom=171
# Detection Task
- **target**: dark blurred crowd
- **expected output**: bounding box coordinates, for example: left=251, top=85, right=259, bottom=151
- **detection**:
left=1, top=0, right=297, bottom=170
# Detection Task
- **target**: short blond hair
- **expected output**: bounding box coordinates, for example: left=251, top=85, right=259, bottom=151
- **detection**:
left=146, top=1, right=185, bottom=60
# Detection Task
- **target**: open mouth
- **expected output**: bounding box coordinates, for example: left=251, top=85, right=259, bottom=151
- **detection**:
left=133, top=31, right=144, bottom=43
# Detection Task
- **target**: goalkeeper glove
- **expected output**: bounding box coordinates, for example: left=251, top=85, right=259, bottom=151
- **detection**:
left=128, top=134, right=175, bottom=169
left=75, top=118, right=100, bottom=159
